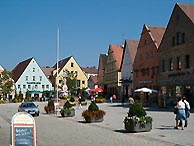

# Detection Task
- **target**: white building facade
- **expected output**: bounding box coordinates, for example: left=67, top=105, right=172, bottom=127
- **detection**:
left=13, top=58, right=53, bottom=99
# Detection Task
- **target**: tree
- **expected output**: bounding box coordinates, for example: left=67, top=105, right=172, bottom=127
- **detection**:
left=65, top=70, right=77, bottom=95
left=0, top=70, right=14, bottom=99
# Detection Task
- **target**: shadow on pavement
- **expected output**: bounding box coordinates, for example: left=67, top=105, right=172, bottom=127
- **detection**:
left=114, top=129, right=129, bottom=133
left=155, top=125, right=175, bottom=130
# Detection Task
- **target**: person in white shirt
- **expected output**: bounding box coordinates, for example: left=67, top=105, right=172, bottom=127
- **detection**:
left=183, top=96, right=190, bottom=127
left=174, top=97, right=186, bottom=130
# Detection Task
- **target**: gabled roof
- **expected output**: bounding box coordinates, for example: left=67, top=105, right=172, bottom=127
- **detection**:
left=42, top=67, right=55, bottom=76
left=90, top=75, right=98, bottom=84
left=109, top=45, right=124, bottom=70
left=125, top=40, right=139, bottom=62
left=98, top=54, right=108, bottom=70
left=53, top=56, right=72, bottom=73
left=12, top=57, right=33, bottom=82
left=145, top=24, right=166, bottom=48
left=81, top=67, right=98, bottom=74
left=178, top=3, right=194, bottom=23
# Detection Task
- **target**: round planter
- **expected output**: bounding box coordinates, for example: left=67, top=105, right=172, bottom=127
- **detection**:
left=85, top=116, right=104, bottom=123
left=61, top=108, right=75, bottom=117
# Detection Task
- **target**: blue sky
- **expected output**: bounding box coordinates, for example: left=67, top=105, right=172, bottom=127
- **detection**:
left=0, top=0, right=194, bottom=71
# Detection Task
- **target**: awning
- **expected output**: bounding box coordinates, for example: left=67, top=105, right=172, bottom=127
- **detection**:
left=27, top=90, right=42, bottom=94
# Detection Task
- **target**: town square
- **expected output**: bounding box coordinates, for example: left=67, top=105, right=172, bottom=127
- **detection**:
left=1, top=1, right=194, bottom=146
left=0, top=101, right=194, bottom=146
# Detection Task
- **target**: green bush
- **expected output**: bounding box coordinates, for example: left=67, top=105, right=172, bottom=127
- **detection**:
left=88, top=101, right=99, bottom=111
left=128, top=102, right=146, bottom=118
left=70, top=96, right=75, bottom=102
left=63, top=100, right=73, bottom=109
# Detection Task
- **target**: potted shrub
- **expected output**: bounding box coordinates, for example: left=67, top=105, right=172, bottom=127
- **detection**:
left=69, top=96, right=76, bottom=106
left=44, top=100, right=54, bottom=114
left=124, top=102, right=152, bottom=132
left=82, top=101, right=106, bottom=123
left=60, top=100, right=75, bottom=117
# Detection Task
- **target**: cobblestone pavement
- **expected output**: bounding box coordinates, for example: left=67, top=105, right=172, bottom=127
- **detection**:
left=0, top=101, right=194, bottom=146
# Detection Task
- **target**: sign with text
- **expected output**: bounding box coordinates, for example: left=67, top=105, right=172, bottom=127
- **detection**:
left=10, top=112, right=36, bottom=146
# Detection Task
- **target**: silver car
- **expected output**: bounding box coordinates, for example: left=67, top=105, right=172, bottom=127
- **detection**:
left=18, top=102, right=40, bottom=116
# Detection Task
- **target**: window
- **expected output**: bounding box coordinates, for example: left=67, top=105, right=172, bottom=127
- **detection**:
left=144, top=40, right=147, bottom=45
left=18, top=85, right=21, bottom=89
left=33, top=68, right=35, bottom=72
left=162, top=60, right=166, bottom=72
left=146, top=68, right=149, bottom=76
left=152, top=67, right=155, bottom=76
left=75, top=71, right=78, bottom=77
left=82, top=80, right=85, bottom=84
left=40, top=76, right=42, bottom=81
left=173, top=32, right=185, bottom=46
left=77, top=80, right=80, bottom=87
left=26, top=76, right=28, bottom=81
left=71, top=62, right=74, bottom=67
left=35, top=85, right=38, bottom=89
left=177, top=56, right=181, bottom=70
left=46, top=85, right=49, bottom=89
left=23, top=85, right=26, bottom=89
left=42, top=85, right=45, bottom=89
left=33, top=76, right=35, bottom=81
left=142, top=68, right=145, bottom=76
left=169, top=58, right=173, bottom=71
left=28, top=85, right=31, bottom=89
left=185, top=55, right=190, bottom=69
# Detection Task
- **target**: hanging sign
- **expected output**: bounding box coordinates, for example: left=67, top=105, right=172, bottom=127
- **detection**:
left=10, top=112, right=36, bottom=146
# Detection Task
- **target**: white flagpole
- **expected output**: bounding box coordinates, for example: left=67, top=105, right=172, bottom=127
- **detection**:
left=56, top=27, right=59, bottom=104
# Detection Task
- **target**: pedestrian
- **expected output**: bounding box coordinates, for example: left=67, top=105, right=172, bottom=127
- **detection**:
left=128, top=96, right=134, bottom=108
left=181, top=95, right=190, bottom=127
left=174, top=96, right=186, bottom=130
left=78, top=95, right=82, bottom=109
left=110, top=96, right=113, bottom=103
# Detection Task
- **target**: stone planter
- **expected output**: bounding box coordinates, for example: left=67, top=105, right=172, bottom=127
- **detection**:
left=60, top=108, right=75, bottom=117
left=124, top=121, right=152, bottom=132
left=85, top=116, right=104, bottom=123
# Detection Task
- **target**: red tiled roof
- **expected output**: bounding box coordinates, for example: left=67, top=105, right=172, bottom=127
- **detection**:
left=110, top=45, right=124, bottom=70
left=146, top=25, right=166, bottom=48
left=178, top=3, right=194, bottom=23
left=91, top=75, right=98, bottom=84
left=42, top=67, right=55, bottom=76
left=81, top=67, right=98, bottom=74
left=12, top=57, right=33, bottom=82
left=125, top=40, right=139, bottom=62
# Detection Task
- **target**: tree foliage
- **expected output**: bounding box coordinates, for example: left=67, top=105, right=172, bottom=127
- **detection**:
left=0, top=70, right=14, bottom=99
left=65, top=70, right=77, bottom=95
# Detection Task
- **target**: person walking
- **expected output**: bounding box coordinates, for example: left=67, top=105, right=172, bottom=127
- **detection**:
left=182, top=96, right=190, bottom=127
left=174, top=96, right=186, bottom=130
left=78, top=95, right=82, bottom=109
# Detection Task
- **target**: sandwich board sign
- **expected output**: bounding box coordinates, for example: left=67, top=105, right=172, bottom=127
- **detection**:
left=10, top=112, right=36, bottom=146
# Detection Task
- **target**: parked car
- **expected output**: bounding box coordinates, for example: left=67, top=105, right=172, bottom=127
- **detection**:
left=18, top=102, right=40, bottom=116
